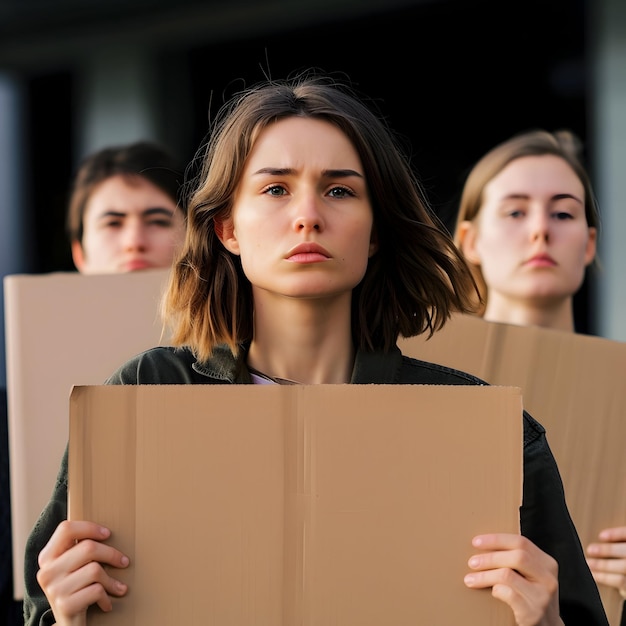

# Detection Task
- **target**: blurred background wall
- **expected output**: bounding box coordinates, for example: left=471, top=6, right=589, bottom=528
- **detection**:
left=0, top=0, right=624, bottom=387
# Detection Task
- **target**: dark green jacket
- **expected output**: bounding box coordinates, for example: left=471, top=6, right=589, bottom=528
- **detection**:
left=24, top=344, right=608, bottom=625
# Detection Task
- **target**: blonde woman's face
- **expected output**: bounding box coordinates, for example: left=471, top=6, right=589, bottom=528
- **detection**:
left=73, top=174, right=185, bottom=274
left=218, top=116, right=377, bottom=302
left=464, top=155, right=596, bottom=303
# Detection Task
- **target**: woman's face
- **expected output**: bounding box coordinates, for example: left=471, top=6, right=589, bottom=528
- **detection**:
left=461, top=154, right=596, bottom=303
left=219, top=116, right=377, bottom=301
left=73, top=174, right=185, bottom=274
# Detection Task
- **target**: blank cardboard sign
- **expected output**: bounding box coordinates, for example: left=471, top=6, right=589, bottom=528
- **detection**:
left=69, top=384, right=521, bottom=626
left=4, top=269, right=171, bottom=598
left=399, top=313, right=626, bottom=625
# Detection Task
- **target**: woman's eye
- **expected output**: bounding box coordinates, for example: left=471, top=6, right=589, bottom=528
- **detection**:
left=553, top=211, right=574, bottom=221
left=264, top=185, right=287, bottom=196
left=328, top=186, right=355, bottom=198
left=507, top=209, right=525, bottom=219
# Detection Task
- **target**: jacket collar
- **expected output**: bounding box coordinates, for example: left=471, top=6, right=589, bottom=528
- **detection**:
left=351, top=344, right=402, bottom=383
left=192, top=344, right=251, bottom=383
left=192, top=343, right=404, bottom=385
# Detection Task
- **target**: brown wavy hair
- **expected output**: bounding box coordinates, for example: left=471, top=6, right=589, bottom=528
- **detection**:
left=163, top=71, right=479, bottom=361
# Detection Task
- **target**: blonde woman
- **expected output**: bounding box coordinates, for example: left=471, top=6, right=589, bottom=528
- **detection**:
left=454, top=129, right=624, bottom=599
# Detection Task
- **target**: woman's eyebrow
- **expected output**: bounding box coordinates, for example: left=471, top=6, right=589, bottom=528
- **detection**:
left=322, top=169, right=363, bottom=179
left=552, top=193, right=584, bottom=204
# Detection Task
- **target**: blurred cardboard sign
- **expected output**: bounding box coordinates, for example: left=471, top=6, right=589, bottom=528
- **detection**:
left=69, top=384, right=522, bottom=626
left=4, top=269, right=171, bottom=598
left=399, top=313, right=626, bottom=625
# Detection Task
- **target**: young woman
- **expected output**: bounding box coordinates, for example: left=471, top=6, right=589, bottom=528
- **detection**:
left=453, top=129, right=598, bottom=332
left=24, top=76, right=607, bottom=626
left=453, top=129, right=625, bottom=602
left=67, top=141, right=186, bottom=274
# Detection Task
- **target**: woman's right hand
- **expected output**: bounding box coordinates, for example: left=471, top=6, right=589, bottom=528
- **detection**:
left=36, top=520, right=130, bottom=626
left=464, top=533, right=563, bottom=626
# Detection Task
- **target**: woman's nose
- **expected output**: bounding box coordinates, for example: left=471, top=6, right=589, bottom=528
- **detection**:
left=530, top=212, right=550, bottom=243
left=293, top=193, right=324, bottom=233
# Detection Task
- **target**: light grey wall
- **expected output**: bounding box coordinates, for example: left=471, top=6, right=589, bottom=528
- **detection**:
left=76, top=45, right=161, bottom=157
left=591, top=0, right=626, bottom=342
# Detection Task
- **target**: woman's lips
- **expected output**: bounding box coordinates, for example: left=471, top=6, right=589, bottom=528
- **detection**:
left=524, top=254, right=556, bottom=268
left=286, top=243, right=330, bottom=263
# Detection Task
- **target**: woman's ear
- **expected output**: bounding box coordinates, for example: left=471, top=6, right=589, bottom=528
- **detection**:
left=368, top=229, right=379, bottom=257
left=71, top=240, right=86, bottom=272
left=584, top=226, right=598, bottom=266
left=214, top=217, right=240, bottom=255
left=456, top=220, right=481, bottom=265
